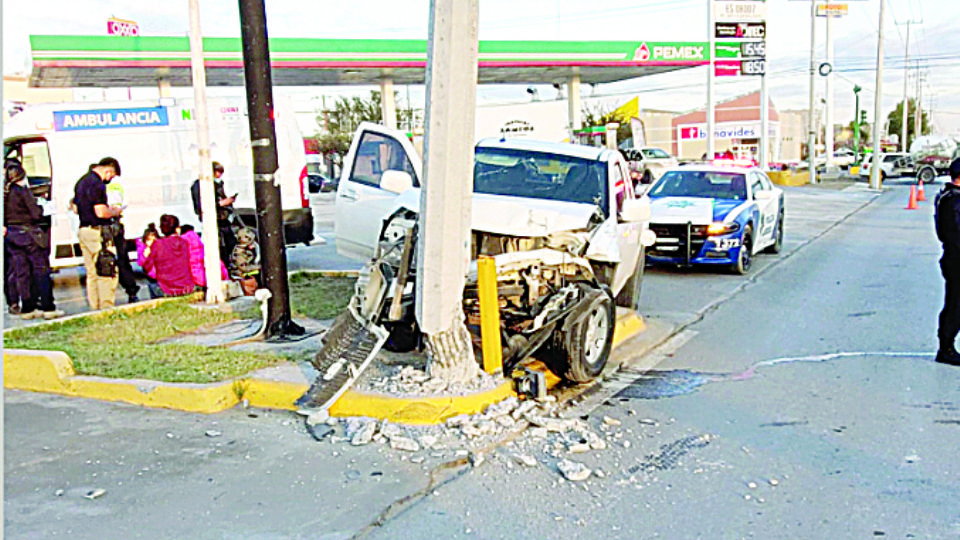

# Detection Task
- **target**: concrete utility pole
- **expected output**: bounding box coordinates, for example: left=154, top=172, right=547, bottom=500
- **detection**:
left=416, top=0, right=481, bottom=384
left=900, top=21, right=911, bottom=152
left=807, top=0, right=818, bottom=183
left=707, top=0, right=715, bottom=159
left=237, top=0, right=303, bottom=338
left=824, top=14, right=835, bottom=168
left=187, top=0, right=224, bottom=303
left=915, top=66, right=923, bottom=139
left=870, top=0, right=886, bottom=190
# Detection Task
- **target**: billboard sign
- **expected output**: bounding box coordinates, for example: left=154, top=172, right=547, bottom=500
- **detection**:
left=816, top=3, right=849, bottom=17
left=679, top=123, right=762, bottom=141
left=715, top=22, right=766, bottom=39
left=107, top=17, right=140, bottom=36
left=714, top=1, right=767, bottom=22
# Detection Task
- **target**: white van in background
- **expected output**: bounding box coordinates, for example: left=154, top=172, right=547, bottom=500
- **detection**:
left=3, top=96, right=313, bottom=268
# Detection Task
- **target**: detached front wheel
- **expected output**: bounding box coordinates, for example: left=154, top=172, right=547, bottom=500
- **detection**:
left=556, top=288, right=615, bottom=383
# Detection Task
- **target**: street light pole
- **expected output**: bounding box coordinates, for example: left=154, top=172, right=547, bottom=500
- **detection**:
left=853, top=85, right=861, bottom=160
left=869, top=0, right=886, bottom=190
left=807, top=0, right=818, bottom=183
left=187, top=0, right=224, bottom=304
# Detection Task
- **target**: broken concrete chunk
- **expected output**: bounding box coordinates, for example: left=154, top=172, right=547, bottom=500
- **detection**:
left=494, top=415, right=516, bottom=428
left=445, top=414, right=471, bottom=427
left=602, top=416, right=622, bottom=427
left=418, top=435, right=438, bottom=449
left=526, top=415, right=575, bottom=432
left=514, top=454, right=537, bottom=467
left=568, top=443, right=591, bottom=454
left=484, top=396, right=519, bottom=418
left=390, top=436, right=420, bottom=452
left=469, top=452, right=485, bottom=467
left=83, top=489, right=106, bottom=500
left=378, top=422, right=404, bottom=440
left=589, top=439, right=607, bottom=451
left=512, top=400, right=539, bottom=420
left=350, top=422, right=377, bottom=446
left=204, top=430, right=222, bottom=438
left=529, top=427, right=549, bottom=439
left=461, top=424, right=484, bottom=438
left=557, top=459, right=592, bottom=482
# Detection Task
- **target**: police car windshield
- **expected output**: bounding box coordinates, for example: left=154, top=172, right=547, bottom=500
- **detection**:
left=648, top=170, right=748, bottom=201
left=474, top=147, right=609, bottom=209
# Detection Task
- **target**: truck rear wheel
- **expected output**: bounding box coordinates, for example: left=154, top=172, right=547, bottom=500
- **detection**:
left=919, top=167, right=936, bottom=183
left=554, top=288, right=615, bottom=383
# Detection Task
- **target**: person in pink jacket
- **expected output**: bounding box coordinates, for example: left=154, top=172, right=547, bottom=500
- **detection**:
left=178, top=224, right=228, bottom=289
left=142, top=214, right=195, bottom=297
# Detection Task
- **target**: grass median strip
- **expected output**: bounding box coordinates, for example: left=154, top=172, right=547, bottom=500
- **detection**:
left=5, top=299, right=281, bottom=384
left=5, top=275, right=357, bottom=385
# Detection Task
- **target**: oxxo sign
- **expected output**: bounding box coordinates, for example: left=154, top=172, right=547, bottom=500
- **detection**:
left=107, top=18, right=139, bottom=36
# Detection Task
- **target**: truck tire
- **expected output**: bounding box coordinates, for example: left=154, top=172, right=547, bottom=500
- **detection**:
left=555, top=288, right=615, bottom=383
left=615, top=246, right=645, bottom=310
left=919, top=167, right=936, bottom=183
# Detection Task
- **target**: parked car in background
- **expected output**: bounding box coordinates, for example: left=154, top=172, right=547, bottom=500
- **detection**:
left=621, top=147, right=679, bottom=186
left=859, top=152, right=912, bottom=181
left=307, top=172, right=338, bottom=193
left=832, top=148, right=856, bottom=168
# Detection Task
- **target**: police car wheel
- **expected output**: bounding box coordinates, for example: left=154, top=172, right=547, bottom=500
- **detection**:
left=732, top=227, right=753, bottom=275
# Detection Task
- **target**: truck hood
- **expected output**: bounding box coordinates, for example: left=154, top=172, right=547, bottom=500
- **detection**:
left=471, top=194, right=597, bottom=236
left=393, top=189, right=598, bottom=237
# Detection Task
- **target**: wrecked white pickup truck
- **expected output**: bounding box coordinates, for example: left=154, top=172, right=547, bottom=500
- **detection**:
left=296, top=124, right=655, bottom=409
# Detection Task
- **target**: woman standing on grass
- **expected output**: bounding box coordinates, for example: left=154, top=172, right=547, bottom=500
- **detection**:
left=142, top=214, right=195, bottom=297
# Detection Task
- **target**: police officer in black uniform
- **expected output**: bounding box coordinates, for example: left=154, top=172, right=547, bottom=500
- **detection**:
left=190, top=161, right=238, bottom=269
left=933, top=158, right=960, bottom=366
left=74, top=157, right=123, bottom=310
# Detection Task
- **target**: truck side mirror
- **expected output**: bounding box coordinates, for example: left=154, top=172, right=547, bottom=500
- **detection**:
left=620, top=197, right=650, bottom=223
left=381, top=170, right=413, bottom=194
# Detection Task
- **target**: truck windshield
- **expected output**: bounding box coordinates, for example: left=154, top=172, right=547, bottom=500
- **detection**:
left=474, top=147, right=608, bottom=210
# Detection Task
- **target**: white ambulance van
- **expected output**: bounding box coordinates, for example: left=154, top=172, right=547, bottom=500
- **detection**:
left=3, top=96, right=313, bottom=268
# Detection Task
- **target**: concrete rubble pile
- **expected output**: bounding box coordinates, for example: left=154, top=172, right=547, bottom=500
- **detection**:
left=299, top=389, right=714, bottom=486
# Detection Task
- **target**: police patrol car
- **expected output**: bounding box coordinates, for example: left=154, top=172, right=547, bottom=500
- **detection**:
left=645, top=162, right=784, bottom=274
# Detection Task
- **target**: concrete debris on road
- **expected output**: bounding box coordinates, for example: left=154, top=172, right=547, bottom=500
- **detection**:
left=83, top=489, right=106, bottom=500
left=204, top=430, right=222, bottom=438
left=557, top=459, right=592, bottom=481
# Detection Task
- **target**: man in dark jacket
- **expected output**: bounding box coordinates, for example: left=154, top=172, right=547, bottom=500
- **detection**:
left=190, top=161, right=237, bottom=268
left=933, top=158, right=960, bottom=365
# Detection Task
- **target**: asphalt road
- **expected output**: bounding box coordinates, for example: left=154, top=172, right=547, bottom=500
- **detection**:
left=6, top=179, right=960, bottom=539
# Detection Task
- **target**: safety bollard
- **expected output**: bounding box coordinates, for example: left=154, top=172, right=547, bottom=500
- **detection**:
left=476, top=256, right=503, bottom=374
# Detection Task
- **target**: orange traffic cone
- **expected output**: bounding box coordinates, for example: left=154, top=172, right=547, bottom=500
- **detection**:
left=906, top=186, right=918, bottom=209
left=917, top=180, right=927, bottom=202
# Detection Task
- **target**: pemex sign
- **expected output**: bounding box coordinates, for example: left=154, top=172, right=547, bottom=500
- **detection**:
left=633, top=42, right=746, bottom=63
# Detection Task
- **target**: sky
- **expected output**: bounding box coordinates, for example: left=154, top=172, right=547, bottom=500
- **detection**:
left=3, top=0, right=959, bottom=135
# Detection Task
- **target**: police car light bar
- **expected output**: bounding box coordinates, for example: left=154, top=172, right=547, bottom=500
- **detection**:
left=711, top=159, right=756, bottom=168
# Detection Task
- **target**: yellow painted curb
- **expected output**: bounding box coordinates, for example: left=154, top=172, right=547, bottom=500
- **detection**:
left=329, top=380, right=517, bottom=425
left=613, top=309, right=646, bottom=347
left=3, top=308, right=649, bottom=423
